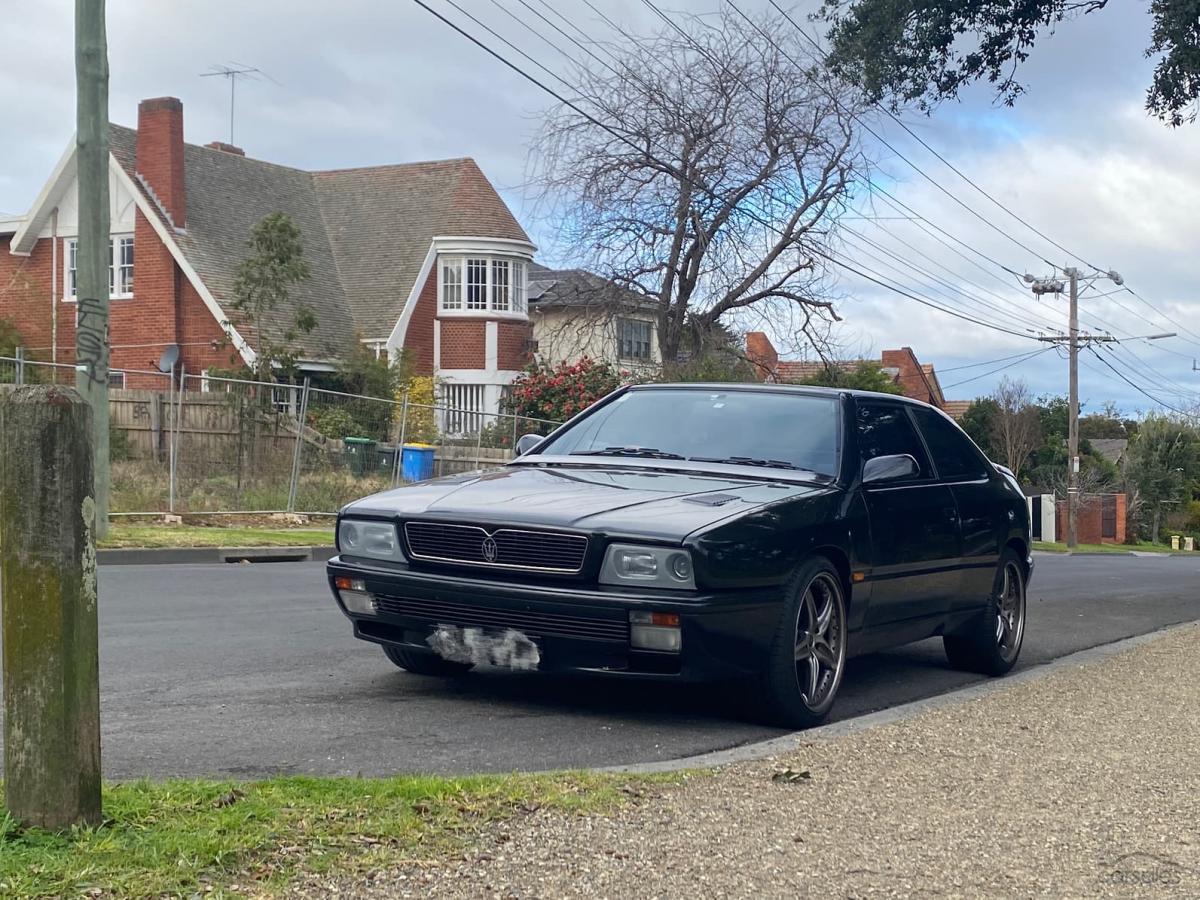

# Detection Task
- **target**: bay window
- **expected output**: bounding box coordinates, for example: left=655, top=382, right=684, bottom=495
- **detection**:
left=440, top=255, right=528, bottom=315
left=65, top=235, right=134, bottom=300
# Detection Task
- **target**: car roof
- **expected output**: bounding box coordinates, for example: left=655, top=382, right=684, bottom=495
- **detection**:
left=625, top=382, right=935, bottom=407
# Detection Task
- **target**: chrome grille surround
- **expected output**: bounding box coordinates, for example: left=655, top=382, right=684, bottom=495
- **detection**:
left=403, top=521, right=588, bottom=574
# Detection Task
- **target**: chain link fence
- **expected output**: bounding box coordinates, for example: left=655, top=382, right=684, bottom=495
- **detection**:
left=0, top=355, right=560, bottom=516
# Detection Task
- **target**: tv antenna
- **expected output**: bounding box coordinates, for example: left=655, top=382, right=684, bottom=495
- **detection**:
left=200, top=63, right=278, bottom=145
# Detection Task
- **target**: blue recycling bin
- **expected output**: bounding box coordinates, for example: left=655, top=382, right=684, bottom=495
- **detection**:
left=401, top=443, right=436, bottom=482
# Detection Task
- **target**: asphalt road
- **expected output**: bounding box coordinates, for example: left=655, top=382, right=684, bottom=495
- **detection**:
left=2, top=553, right=1198, bottom=778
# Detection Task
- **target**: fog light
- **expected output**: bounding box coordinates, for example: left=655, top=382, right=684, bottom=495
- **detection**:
left=337, top=577, right=376, bottom=615
left=630, top=611, right=682, bottom=652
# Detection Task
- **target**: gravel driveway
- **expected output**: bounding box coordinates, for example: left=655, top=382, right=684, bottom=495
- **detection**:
left=286, top=623, right=1200, bottom=898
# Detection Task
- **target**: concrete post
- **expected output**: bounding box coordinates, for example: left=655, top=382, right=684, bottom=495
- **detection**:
left=0, top=385, right=102, bottom=829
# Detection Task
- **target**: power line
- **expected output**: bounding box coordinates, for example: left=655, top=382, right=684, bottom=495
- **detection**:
left=941, top=347, right=1055, bottom=390
left=837, top=228, right=1057, bottom=335
left=938, top=347, right=1061, bottom=373
left=414, top=0, right=1047, bottom=346
left=723, top=0, right=1060, bottom=269
left=1088, top=345, right=1197, bottom=417
left=575, top=0, right=1058, bottom=335
left=765, top=0, right=1105, bottom=273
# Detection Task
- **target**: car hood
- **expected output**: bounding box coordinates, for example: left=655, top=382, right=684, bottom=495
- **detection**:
left=341, top=463, right=833, bottom=541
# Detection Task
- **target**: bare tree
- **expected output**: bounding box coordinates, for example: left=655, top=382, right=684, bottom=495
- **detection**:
left=990, top=377, right=1042, bottom=481
left=531, top=8, right=865, bottom=370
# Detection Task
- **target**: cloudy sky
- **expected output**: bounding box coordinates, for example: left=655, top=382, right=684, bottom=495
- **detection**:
left=2, top=0, right=1197, bottom=414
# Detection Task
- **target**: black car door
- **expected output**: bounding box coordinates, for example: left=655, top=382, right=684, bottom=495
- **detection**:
left=856, top=400, right=962, bottom=626
left=909, top=405, right=1002, bottom=613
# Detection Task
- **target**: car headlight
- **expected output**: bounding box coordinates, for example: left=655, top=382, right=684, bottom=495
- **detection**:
left=600, top=544, right=695, bottom=590
left=338, top=519, right=405, bottom=563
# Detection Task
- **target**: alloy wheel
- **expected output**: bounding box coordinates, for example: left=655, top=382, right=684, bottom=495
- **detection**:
left=995, top=560, right=1025, bottom=662
left=793, top=572, right=845, bottom=709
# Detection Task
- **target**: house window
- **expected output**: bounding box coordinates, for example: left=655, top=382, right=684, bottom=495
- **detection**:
left=65, top=236, right=134, bottom=300
left=491, top=259, right=510, bottom=311
left=618, top=318, right=653, bottom=361
left=440, top=256, right=528, bottom=315
left=108, top=370, right=126, bottom=389
left=465, top=258, right=488, bottom=310
left=513, top=262, right=526, bottom=314
left=442, top=261, right=462, bottom=310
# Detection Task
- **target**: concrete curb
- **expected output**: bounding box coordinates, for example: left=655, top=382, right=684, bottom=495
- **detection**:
left=602, top=620, right=1200, bottom=775
left=97, top=546, right=336, bottom=566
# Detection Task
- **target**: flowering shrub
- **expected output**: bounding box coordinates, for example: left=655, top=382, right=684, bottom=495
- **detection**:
left=504, top=358, right=625, bottom=427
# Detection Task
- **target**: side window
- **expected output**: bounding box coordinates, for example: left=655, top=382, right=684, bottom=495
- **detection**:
left=855, top=402, right=931, bottom=478
left=911, top=406, right=990, bottom=481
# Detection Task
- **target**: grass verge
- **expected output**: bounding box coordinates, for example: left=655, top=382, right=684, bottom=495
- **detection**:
left=1032, top=540, right=1182, bottom=554
left=99, top=525, right=334, bottom=550
left=0, top=771, right=681, bottom=898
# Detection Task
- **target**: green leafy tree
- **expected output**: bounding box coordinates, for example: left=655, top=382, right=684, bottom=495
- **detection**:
left=795, top=361, right=903, bottom=393
left=1124, top=415, right=1200, bottom=542
left=1080, top=401, right=1138, bottom=439
left=227, top=213, right=315, bottom=383
left=0, top=316, right=22, bottom=356
left=959, top=397, right=999, bottom=458
left=819, top=0, right=1200, bottom=126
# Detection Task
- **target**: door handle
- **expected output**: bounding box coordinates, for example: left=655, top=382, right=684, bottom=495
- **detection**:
left=945, top=508, right=959, bottom=522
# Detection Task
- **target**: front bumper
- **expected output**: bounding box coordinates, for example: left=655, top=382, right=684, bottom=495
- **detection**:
left=327, top=556, right=782, bottom=681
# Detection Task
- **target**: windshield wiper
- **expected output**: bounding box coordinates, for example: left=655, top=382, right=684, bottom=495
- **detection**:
left=569, top=446, right=686, bottom=460
left=688, top=455, right=807, bottom=471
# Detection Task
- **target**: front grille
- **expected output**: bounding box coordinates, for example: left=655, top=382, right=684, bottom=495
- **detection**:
left=404, top=522, right=588, bottom=574
left=374, top=594, right=629, bottom=643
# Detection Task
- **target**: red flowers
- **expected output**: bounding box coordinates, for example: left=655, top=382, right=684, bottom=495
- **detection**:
left=503, top=356, right=625, bottom=424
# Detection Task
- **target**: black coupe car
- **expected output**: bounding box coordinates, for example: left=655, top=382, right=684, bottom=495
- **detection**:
left=327, top=384, right=1031, bottom=727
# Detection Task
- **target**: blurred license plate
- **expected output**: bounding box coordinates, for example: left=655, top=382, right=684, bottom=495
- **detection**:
left=427, top=625, right=541, bottom=670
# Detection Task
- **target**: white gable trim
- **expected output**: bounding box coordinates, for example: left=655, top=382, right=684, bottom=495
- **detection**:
left=10, top=138, right=77, bottom=255
left=385, top=241, right=437, bottom=359
left=431, top=235, right=536, bottom=256
left=110, top=160, right=257, bottom=366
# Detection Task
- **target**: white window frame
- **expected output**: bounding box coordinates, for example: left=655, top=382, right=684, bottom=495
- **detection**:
left=64, top=234, right=134, bottom=302
left=617, top=317, right=653, bottom=361
left=107, top=370, right=127, bottom=389
left=438, top=255, right=528, bottom=318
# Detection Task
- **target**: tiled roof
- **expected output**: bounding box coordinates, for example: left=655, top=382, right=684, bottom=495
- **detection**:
left=315, top=158, right=528, bottom=338
left=528, top=263, right=651, bottom=311
left=1089, top=438, right=1129, bottom=463
left=110, top=126, right=528, bottom=358
left=942, top=400, right=972, bottom=420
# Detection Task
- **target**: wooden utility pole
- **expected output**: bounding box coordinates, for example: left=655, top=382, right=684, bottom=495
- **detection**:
left=1065, top=267, right=1080, bottom=550
left=75, top=0, right=110, bottom=538
left=1, top=386, right=102, bottom=829
left=1033, top=267, right=1169, bottom=548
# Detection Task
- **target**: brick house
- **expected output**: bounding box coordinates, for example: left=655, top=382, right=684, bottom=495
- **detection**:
left=0, top=97, right=535, bottom=420
left=745, top=331, right=948, bottom=409
left=527, top=264, right=661, bottom=374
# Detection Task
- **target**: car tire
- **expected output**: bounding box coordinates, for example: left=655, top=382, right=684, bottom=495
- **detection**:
left=382, top=644, right=473, bottom=677
left=943, top=547, right=1026, bottom=676
left=758, top=555, right=849, bottom=729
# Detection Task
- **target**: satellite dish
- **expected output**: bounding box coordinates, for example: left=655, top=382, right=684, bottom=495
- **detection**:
left=157, top=344, right=180, bottom=373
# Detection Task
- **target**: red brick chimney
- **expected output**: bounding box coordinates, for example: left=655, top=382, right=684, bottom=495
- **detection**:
left=136, top=97, right=186, bottom=229
left=744, top=332, right=779, bottom=382
left=205, top=140, right=245, bottom=156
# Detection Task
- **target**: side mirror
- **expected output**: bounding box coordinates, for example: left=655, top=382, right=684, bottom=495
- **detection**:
left=514, top=433, right=544, bottom=457
left=862, top=453, right=919, bottom=484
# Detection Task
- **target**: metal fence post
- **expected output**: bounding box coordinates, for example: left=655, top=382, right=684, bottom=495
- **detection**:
left=15, top=345, right=24, bottom=385
left=287, top=377, right=311, bottom=513
left=168, top=371, right=177, bottom=513
left=474, top=415, right=485, bottom=469
left=392, top=392, right=409, bottom=487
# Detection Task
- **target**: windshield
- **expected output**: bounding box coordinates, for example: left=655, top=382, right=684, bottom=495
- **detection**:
left=534, top=388, right=841, bottom=477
